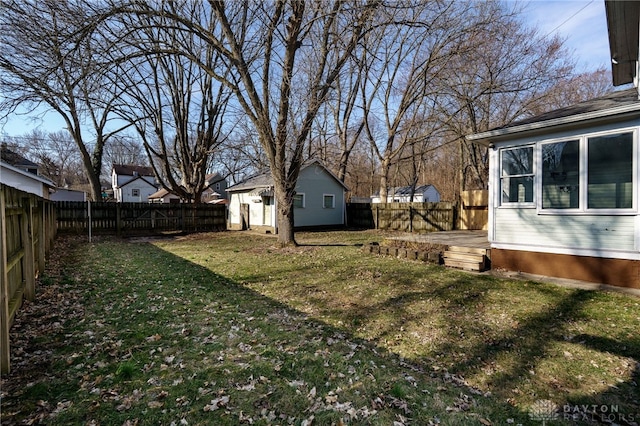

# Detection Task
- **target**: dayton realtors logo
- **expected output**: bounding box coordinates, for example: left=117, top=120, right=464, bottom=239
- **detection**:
left=529, top=400, right=637, bottom=424
left=562, top=404, right=636, bottom=423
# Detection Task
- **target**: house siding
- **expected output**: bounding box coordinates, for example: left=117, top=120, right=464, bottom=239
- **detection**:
left=228, top=191, right=275, bottom=231
left=493, top=208, right=637, bottom=256
left=487, top=117, right=640, bottom=288
left=0, top=164, right=52, bottom=199
left=294, top=165, right=344, bottom=227
left=227, top=162, right=346, bottom=231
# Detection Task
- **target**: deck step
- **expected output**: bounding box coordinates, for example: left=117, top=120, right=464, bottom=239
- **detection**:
left=443, top=247, right=488, bottom=271
left=443, top=258, right=485, bottom=271
left=446, top=246, right=488, bottom=255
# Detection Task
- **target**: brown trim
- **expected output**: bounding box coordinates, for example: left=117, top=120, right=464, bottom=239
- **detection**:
left=492, top=249, right=640, bottom=289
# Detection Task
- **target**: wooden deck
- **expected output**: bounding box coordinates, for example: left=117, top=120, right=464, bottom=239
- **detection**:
left=385, top=230, right=489, bottom=249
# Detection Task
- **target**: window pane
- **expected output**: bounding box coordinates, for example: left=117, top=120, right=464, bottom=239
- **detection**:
left=293, top=194, right=304, bottom=208
left=588, top=133, right=633, bottom=209
left=502, top=147, right=533, bottom=176
left=501, top=176, right=534, bottom=203
left=542, top=140, right=579, bottom=209
left=323, top=195, right=334, bottom=208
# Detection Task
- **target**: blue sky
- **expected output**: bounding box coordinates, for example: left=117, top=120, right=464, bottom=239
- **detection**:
left=0, top=0, right=612, bottom=138
left=523, top=0, right=609, bottom=72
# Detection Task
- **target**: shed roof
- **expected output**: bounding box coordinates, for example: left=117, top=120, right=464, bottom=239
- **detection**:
left=1, top=144, right=39, bottom=169
left=373, top=185, right=438, bottom=197
left=226, top=160, right=347, bottom=193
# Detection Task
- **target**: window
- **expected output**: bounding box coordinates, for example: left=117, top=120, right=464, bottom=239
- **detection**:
left=293, top=193, right=305, bottom=208
left=323, top=194, right=335, bottom=209
left=587, top=133, right=633, bottom=209
left=132, top=188, right=140, bottom=197
left=538, top=131, right=635, bottom=212
left=541, top=140, right=579, bottom=209
left=500, top=146, right=534, bottom=204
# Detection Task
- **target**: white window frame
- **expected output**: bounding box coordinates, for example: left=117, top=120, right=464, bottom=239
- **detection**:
left=536, top=127, right=638, bottom=215
left=323, top=194, right=335, bottom=209
left=499, top=145, right=536, bottom=208
left=293, top=193, right=305, bottom=208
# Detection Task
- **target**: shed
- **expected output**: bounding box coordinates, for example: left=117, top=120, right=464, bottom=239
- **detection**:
left=226, top=160, right=347, bottom=233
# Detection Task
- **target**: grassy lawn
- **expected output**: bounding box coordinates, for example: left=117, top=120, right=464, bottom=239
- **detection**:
left=1, top=230, right=638, bottom=425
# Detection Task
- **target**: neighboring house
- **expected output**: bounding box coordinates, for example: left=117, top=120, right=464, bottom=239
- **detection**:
left=118, top=176, right=158, bottom=203
left=51, top=188, right=87, bottom=202
left=226, top=160, right=347, bottom=232
left=465, top=1, right=640, bottom=290
left=0, top=144, right=55, bottom=199
left=202, top=173, right=228, bottom=203
left=147, top=173, right=228, bottom=203
left=148, top=188, right=181, bottom=204
left=111, top=164, right=157, bottom=202
left=371, top=185, right=441, bottom=203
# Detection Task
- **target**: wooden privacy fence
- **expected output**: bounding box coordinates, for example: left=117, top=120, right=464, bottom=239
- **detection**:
left=347, top=202, right=455, bottom=233
left=56, top=201, right=227, bottom=235
left=1, top=184, right=56, bottom=374
left=459, top=190, right=488, bottom=230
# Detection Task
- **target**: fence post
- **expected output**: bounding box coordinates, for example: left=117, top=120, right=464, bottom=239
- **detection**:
left=1, top=186, right=10, bottom=374
left=409, top=206, right=413, bottom=233
left=22, top=198, right=36, bottom=301
left=375, top=205, right=379, bottom=229
left=116, top=203, right=122, bottom=237
left=87, top=201, right=92, bottom=243
left=38, top=201, right=45, bottom=276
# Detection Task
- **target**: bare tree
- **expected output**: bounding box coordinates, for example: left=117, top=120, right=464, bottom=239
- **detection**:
left=432, top=1, right=575, bottom=194
left=0, top=0, right=130, bottom=200
left=103, top=135, right=148, bottom=170
left=359, top=2, right=479, bottom=204
left=527, top=67, right=613, bottom=116
left=213, top=119, right=269, bottom=185
left=102, top=1, right=233, bottom=202
left=310, top=53, right=367, bottom=183
left=107, top=1, right=380, bottom=244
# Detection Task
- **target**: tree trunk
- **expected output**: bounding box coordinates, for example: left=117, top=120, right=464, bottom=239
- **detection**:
left=378, top=158, right=391, bottom=204
left=275, top=185, right=296, bottom=246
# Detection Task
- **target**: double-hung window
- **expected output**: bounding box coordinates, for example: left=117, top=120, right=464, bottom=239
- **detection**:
left=500, top=146, right=534, bottom=205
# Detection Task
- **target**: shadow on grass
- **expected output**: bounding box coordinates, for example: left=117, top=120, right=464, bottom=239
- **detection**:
left=319, top=268, right=640, bottom=419
left=6, top=235, right=638, bottom=425
left=11, top=237, right=536, bottom=425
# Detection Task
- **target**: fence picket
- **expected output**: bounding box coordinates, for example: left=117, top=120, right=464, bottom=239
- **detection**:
left=55, top=202, right=227, bottom=234
left=346, top=202, right=455, bottom=233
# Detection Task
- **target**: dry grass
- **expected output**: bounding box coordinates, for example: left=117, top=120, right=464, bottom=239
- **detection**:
left=1, top=230, right=638, bottom=425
